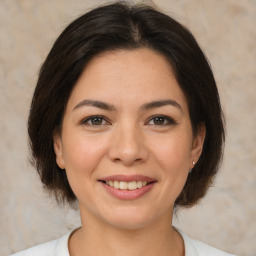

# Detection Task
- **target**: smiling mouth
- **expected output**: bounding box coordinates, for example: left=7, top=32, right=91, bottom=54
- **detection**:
left=99, top=180, right=156, bottom=190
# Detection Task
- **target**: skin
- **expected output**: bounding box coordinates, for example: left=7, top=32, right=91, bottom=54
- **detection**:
left=53, top=48, right=205, bottom=256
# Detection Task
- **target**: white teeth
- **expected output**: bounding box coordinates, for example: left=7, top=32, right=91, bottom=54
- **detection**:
left=113, top=180, right=120, bottom=189
left=128, top=181, right=137, bottom=190
left=137, top=181, right=142, bottom=188
left=105, top=180, right=149, bottom=190
left=119, top=181, right=128, bottom=189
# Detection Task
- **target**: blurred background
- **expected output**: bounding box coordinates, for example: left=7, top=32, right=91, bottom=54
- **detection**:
left=1, top=0, right=255, bottom=255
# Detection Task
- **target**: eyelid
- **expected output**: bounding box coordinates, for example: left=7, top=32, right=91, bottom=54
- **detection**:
left=79, top=115, right=111, bottom=126
left=145, top=114, right=177, bottom=125
left=79, top=114, right=176, bottom=126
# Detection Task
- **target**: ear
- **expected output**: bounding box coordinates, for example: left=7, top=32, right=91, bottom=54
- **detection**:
left=190, top=123, right=206, bottom=169
left=53, top=130, right=65, bottom=169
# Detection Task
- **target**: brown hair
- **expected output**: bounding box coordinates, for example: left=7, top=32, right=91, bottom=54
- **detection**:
left=28, top=2, right=225, bottom=207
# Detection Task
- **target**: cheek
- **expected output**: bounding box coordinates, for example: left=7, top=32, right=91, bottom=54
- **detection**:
left=62, top=132, right=109, bottom=180
left=150, top=132, right=192, bottom=172
left=61, top=133, right=110, bottom=202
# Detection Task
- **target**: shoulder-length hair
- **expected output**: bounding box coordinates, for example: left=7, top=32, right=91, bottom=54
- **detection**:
left=28, top=2, right=225, bottom=207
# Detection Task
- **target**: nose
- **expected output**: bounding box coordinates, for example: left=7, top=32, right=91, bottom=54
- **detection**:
left=108, top=122, right=149, bottom=166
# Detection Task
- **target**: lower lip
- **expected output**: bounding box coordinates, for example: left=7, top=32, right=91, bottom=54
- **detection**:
left=100, top=182, right=155, bottom=200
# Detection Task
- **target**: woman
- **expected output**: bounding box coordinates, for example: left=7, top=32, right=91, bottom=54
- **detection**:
left=12, top=2, right=237, bottom=256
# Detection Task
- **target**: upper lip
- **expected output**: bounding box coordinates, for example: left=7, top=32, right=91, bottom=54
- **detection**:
left=99, top=175, right=156, bottom=182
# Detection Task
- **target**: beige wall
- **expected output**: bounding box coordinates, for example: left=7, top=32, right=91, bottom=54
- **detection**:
left=1, top=0, right=255, bottom=255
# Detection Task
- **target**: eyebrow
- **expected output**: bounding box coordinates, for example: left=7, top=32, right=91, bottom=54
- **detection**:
left=140, top=99, right=183, bottom=112
left=73, top=99, right=182, bottom=112
left=73, top=99, right=116, bottom=111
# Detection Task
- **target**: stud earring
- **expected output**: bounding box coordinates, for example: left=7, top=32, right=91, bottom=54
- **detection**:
left=189, top=160, right=196, bottom=174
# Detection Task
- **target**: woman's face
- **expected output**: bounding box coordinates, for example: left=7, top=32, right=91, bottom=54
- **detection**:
left=54, top=48, right=205, bottom=229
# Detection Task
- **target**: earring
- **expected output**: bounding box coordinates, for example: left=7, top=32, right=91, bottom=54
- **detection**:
left=189, top=160, right=196, bottom=174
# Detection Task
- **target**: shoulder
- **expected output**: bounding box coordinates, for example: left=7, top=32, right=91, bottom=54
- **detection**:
left=189, top=238, right=236, bottom=256
left=178, top=230, right=237, bottom=256
left=10, top=231, right=71, bottom=256
left=10, top=240, right=57, bottom=256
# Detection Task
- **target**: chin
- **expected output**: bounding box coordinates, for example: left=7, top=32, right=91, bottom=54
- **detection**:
left=107, top=217, right=153, bottom=230
left=100, top=206, right=164, bottom=231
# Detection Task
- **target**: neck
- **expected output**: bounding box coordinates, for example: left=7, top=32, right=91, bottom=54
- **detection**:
left=69, top=209, right=184, bottom=256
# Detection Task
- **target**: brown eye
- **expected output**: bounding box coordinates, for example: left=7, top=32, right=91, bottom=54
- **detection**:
left=90, top=117, right=104, bottom=125
left=147, top=115, right=176, bottom=126
left=81, top=116, right=109, bottom=126
left=153, top=117, right=166, bottom=125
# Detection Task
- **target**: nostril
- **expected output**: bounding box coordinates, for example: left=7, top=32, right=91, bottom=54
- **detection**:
left=108, top=135, right=149, bottom=165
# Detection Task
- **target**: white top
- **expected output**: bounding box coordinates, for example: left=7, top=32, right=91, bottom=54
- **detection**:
left=11, top=230, right=237, bottom=256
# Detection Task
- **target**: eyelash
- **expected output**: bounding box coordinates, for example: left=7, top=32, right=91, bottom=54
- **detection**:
left=80, top=115, right=110, bottom=126
left=146, top=115, right=177, bottom=126
left=80, top=115, right=177, bottom=127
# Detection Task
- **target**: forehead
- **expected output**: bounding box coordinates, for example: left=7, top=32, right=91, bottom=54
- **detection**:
left=67, top=48, right=188, bottom=111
